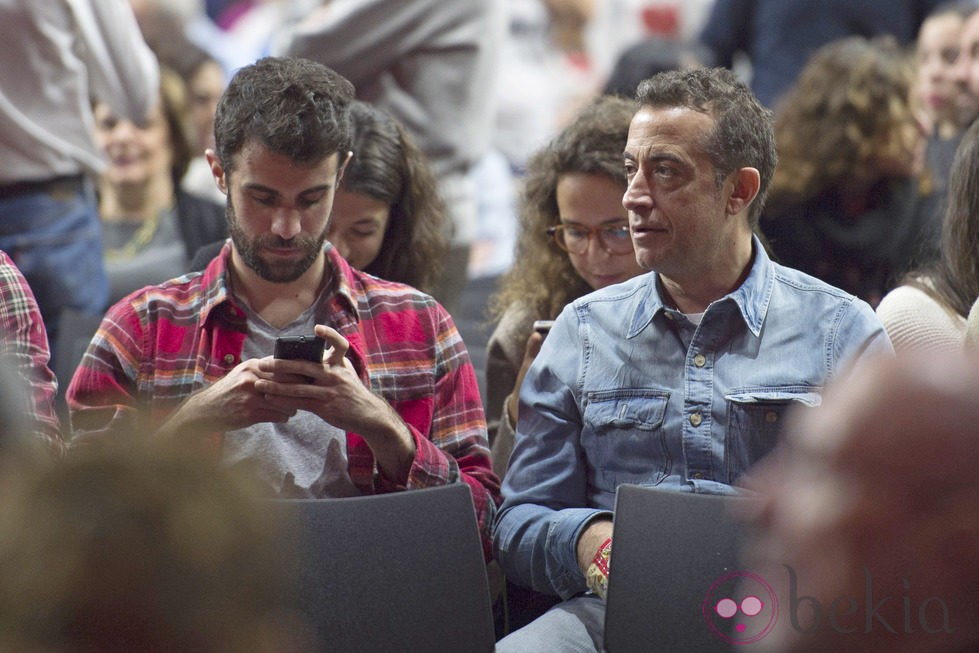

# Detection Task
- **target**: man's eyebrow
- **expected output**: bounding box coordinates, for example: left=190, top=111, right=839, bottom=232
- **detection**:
left=241, top=182, right=277, bottom=194
left=623, top=150, right=683, bottom=164
left=241, top=183, right=334, bottom=196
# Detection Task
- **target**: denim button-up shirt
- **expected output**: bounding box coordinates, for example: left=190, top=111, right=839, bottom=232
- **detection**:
left=493, top=239, right=893, bottom=598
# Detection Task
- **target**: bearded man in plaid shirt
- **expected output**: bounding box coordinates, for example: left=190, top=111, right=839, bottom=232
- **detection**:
left=66, top=57, right=500, bottom=555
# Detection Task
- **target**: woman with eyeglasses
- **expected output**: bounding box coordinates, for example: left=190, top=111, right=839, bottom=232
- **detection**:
left=485, top=95, right=645, bottom=479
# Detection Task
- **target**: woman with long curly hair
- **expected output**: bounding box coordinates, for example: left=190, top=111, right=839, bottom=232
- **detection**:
left=329, top=101, right=450, bottom=296
left=485, top=94, right=644, bottom=476
left=878, top=118, right=979, bottom=353
left=760, top=36, right=930, bottom=307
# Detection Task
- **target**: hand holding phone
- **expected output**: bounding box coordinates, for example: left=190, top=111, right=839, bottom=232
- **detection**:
left=273, top=334, right=326, bottom=362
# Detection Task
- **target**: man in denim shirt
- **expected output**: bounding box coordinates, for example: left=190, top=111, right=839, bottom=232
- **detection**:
left=492, top=67, right=893, bottom=650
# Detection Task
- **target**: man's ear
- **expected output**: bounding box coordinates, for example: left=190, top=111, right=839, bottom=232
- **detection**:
left=726, top=167, right=760, bottom=217
left=337, top=150, right=353, bottom=183
left=204, top=149, right=228, bottom=195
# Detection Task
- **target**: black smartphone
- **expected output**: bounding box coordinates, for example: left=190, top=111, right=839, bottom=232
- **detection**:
left=273, top=334, right=326, bottom=362
left=533, top=320, right=555, bottom=336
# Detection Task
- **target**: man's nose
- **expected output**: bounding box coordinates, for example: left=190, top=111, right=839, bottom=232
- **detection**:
left=271, top=208, right=302, bottom=239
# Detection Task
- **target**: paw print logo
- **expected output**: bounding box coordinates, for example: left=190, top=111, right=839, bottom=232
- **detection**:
left=702, top=570, right=778, bottom=644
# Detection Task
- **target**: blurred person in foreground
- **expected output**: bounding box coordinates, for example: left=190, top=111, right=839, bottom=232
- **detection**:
left=0, top=440, right=311, bottom=652
left=67, top=56, right=499, bottom=556
left=742, top=350, right=979, bottom=652
left=492, top=67, right=892, bottom=651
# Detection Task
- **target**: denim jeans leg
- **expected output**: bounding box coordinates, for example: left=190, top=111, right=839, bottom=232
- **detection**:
left=495, top=594, right=606, bottom=652
left=0, top=182, right=109, bottom=349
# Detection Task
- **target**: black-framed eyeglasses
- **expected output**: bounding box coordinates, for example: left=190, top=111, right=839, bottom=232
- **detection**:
left=547, top=223, right=633, bottom=255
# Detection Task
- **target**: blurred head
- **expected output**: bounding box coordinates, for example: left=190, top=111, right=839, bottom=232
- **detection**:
left=915, top=6, right=970, bottom=132
left=186, top=55, right=226, bottom=153
left=330, top=101, right=449, bottom=292
left=743, top=352, right=979, bottom=652
left=0, top=443, right=310, bottom=652
left=953, top=6, right=979, bottom=124
left=95, top=66, right=194, bottom=190
left=770, top=37, right=923, bottom=206
left=633, top=66, right=776, bottom=230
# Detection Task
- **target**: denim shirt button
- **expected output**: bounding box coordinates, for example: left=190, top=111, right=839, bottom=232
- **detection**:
left=693, top=353, right=706, bottom=367
left=689, top=412, right=703, bottom=427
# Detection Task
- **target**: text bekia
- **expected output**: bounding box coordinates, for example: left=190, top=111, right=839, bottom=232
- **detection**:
left=785, top=565, right=953, bottom=635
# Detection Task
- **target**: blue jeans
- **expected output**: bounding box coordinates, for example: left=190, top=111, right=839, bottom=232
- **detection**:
left=495, top=595, right=606, bottom=652
left=0, top=180, right=108, bottom=351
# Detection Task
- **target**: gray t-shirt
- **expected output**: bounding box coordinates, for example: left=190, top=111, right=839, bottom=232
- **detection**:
left=222, top=292, right=359, bottom=498
left=103, top=207, right=187, bottom=303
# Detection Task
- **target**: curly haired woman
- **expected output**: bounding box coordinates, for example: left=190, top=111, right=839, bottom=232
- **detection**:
left=759, top=36, right=931, bottom=307
left=485, top=95, right=644, bottom=477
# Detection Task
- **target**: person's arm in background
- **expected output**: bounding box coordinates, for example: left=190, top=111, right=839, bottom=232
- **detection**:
left=75, top=0, right=160, bottom=124
left=0, top=252, right=63, bottom=456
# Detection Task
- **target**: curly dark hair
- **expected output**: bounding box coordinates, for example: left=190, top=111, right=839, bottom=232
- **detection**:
left=489, top=94, right=638, bottom=322
left=339, top=101, right=449, bottom=294
left=213, top=56, right=354, bottom=175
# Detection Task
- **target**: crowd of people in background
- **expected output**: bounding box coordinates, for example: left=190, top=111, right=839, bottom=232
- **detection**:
left=2, top=0, right=979, bottom=650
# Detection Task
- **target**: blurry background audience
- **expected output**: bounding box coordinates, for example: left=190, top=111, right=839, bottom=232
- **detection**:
left=0, top=0, right=158, bottom=351
left=912, top=1, right=979, bottom=261
left=699, top=0, right=946, bottom=108
left=759, top=36, right=929, bottom=307
left=876, top=118, right=979, bottom=352
left=94, top=65, right=226, bottom=305
left=273, top=0, right=505, bottom=315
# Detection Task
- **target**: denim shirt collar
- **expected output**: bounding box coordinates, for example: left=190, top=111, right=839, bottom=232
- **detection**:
left=628, top=235, right=774, bottom=338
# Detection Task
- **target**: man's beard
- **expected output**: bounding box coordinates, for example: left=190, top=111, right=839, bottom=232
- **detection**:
left=226, top=196, right=328, bottom=283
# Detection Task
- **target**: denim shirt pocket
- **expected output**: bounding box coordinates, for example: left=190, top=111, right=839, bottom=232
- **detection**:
left=725, top=388, right=821, bottom=482
left=583, top=389, right=671, bottom=490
